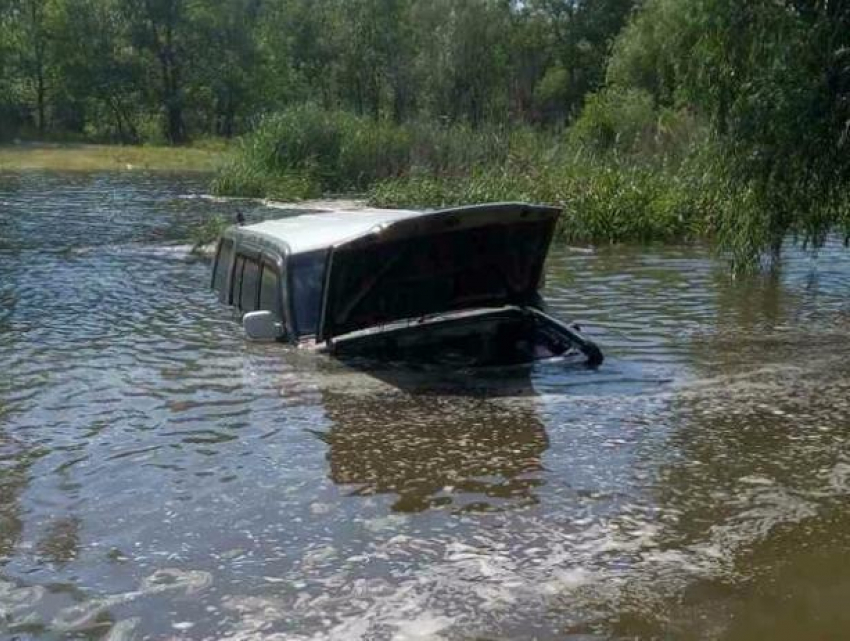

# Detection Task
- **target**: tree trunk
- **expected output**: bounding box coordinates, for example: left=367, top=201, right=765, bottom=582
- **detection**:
left=369, top=71, right=380, bottom=121
left=392, top=83, right=405, bottom=124
left=28, top=0, right=47, bottom=133
left=159, top=62, right=186, bottom=143
left=158, top=13, right=186, bottom=144
left=36, top=66, right=45, bottom=133
left=108, top=97, right=126, bottom=142
left=222, top=105, right=235, bottom=138
left=166, top=99, right=185, bottom=143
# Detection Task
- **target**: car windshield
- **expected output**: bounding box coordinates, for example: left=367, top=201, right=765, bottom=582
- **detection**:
left=289, top=250, right=327, bottom=336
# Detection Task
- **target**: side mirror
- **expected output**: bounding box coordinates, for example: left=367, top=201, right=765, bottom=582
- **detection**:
left=243, top=311, right=283, bottom=342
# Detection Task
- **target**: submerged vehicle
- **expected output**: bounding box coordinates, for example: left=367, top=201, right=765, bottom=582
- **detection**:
left=210, top=202, right=603, bottom=367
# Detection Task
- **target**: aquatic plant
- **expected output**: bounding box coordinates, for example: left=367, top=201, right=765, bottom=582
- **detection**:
left=369, top=155, right=722, bottom=245
left=212, top=103, right=850, bottom=269
left=210, top=107, right=548, bottom=199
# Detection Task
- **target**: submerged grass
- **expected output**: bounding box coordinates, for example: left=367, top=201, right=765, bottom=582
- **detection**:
left=0, top=141, right=229, bottom=173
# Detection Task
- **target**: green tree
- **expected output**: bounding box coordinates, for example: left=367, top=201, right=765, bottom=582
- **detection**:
left=54, top=0, right=143, bottom=140
left=605, top=0, right=691, bottom=107
left=257, top=0, right=334, bottom=109
left=7, top=0, right=61, bottom=133
left=531, top=0, right=636, bottom=121
left=122, top=0, right=191, bottom=143
left=0, top=0, right=18, bottom=137
left=605, top=0, right=850, bottom=260
left=192, top=0, right=263, bottom=137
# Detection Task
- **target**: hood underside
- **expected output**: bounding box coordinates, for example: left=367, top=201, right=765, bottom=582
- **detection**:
left=317, top=203, right=560, bottom=342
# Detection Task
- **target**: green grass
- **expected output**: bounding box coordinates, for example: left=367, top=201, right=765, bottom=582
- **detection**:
left=0, top=141, right=229, bottom=173
left=209, top=106, right=761, bottom=260
left=210, top=106, right=539, bottom=200
left=369, top=157, right=725, bottom=244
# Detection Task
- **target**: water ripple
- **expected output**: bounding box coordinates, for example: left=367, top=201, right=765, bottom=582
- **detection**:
left=2, top=173, right=850, bottom=639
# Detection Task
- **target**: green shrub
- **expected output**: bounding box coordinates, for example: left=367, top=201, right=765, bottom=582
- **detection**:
left=212, top=106, right=551, bottom=200
left=569, top=87, right=657, bottom=153
left=370, top=152, right=727, bottom=245
left=214, top=104, right=738, bottom=253
left=213, top=107, right=414, bottom=197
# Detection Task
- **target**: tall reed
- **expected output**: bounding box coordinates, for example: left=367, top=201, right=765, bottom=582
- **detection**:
left=213, top=105, right=730, bottom=245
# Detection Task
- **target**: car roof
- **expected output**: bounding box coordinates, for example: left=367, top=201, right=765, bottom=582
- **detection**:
left=225, top=206, right=423, bottom=255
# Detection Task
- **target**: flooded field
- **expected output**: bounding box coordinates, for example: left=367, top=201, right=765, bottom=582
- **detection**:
left=2, top=173, right=850, bottom=640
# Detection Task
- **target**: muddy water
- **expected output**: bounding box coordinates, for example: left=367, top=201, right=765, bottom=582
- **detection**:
left=1, top=173, right=850, bottom=640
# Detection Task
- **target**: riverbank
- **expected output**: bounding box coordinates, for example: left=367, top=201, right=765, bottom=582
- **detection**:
left=0, top=142, right=229, bottom=173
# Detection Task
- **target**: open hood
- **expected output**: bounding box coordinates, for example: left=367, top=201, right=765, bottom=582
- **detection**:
left=317, top=203, right=560, bottom=342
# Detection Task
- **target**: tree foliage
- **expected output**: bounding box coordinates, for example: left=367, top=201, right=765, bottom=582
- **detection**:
left=3, top=0, right=850, bottom=263
left=584, top=0, right=850, bottom=262
left=0, top=0, right=635, bottom=143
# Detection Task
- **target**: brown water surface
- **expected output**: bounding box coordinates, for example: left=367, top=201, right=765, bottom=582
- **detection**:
left=1, top=173, right=850, bottom=640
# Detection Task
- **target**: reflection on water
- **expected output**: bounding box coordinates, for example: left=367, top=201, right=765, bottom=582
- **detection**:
left=1, top=172, right=850, bottom=639
left=318, top=389, right=548, bottom=512
left=0, top=425, right=32, bottom=561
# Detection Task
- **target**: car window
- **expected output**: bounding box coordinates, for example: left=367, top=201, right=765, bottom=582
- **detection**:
left=259, top=263, right=281, bottom=317
left=239, top=256, right=260, bottom=312
left=231, top=255, right=245, bottom=305
left=289, top=250, right=327, bottom=336
left=213, top=238, right=233, bottom=298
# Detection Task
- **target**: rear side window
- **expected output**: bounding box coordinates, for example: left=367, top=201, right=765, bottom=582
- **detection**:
left=259, top=263, right=281, bottom=318
left=231, top=255, right=246, bottom=305
left=212, top=239, right=233, bottom=296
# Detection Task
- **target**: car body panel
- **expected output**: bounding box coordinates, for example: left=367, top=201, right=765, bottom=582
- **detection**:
left=211, top=202, right=603, bottom=366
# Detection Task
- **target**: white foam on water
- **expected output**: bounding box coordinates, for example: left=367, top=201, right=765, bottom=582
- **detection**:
left=391, top=614, right=454, bottom=640
left=213, top=507, right=730, bottom=640
left=67, top=243, right=200, bottom=260
left=207, top=352, right=850, bottom=641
